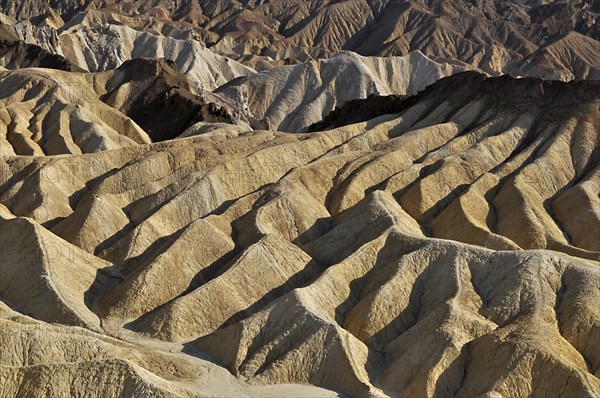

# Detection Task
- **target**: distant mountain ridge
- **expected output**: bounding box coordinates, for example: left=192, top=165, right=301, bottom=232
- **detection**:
left=1, top=0, right=599, bottom=80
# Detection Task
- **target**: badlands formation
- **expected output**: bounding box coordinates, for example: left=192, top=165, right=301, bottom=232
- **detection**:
left=215, top=51, right=467, bottom=132
left=2, top=0, right=599, bottom=79
left=0, top=1, right=600, bottom=398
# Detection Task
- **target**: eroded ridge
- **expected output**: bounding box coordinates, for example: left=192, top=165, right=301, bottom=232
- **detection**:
left=0, top=73, right=599, bottom=397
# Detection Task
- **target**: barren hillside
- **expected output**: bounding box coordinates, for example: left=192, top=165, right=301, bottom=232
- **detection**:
left=1, top=1, right=599, bottom=397
left=216, top=51, right=466, bottom=132
left=1, top=71, right=599, bottom=397
left=3, top=0, right=598, bottom=79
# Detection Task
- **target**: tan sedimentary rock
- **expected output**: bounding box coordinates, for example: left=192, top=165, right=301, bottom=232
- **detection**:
left=0, top=57, right=250, bottom=154
left=5, top=0, right=598, bottom=81
left=0, top=73, right=598, bottom=397
left=0, top=67, right=150, bottom=156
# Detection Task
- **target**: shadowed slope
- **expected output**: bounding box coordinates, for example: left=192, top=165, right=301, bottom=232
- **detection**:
left=0, top=57, right=251, bottom=154
left=3, top=0, right=599, bottom=80
left=216, top=51, right=466, bottom=132
left=0, top=67, right=150, bottom=156
left=1, top=73, right=598, bottom=397
left=101, top=58, right=249, bottom=141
